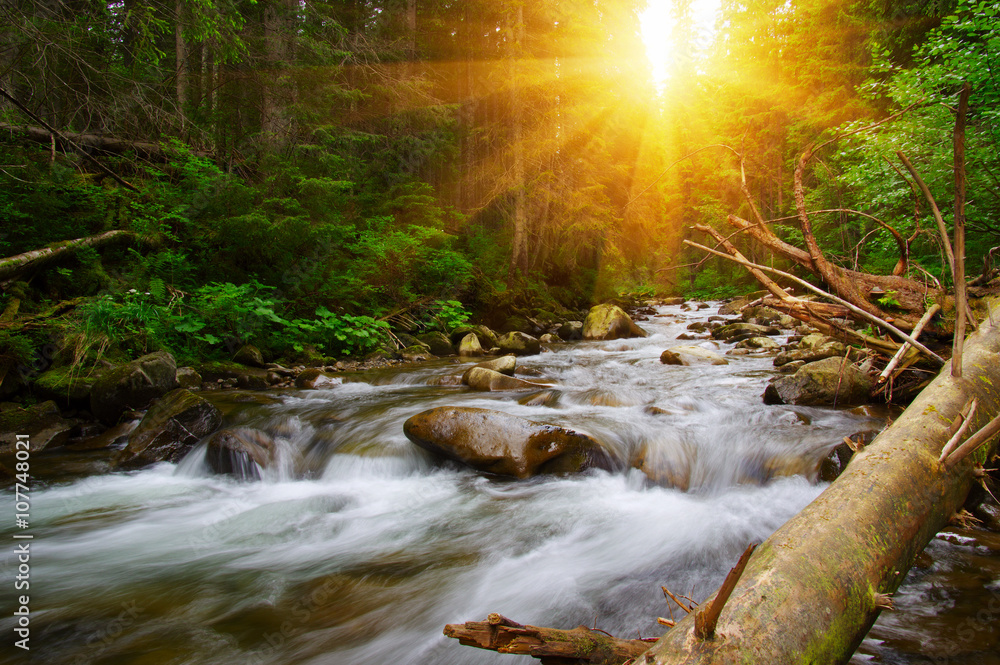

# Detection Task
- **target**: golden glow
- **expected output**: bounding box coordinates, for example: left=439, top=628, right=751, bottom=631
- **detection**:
left=640, top=0, right=720, bottom=83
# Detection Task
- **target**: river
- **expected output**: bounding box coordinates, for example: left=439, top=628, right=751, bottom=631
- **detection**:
left=3, top=302, right=997, bottom=664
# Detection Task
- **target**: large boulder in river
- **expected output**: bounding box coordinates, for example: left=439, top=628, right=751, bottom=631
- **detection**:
left=461, top=356, right=516, bottom=383
left=90, top=350, right=179, bottom=425
left=232, top=344, right=265, bottom=368
left=205, top=428, right=274, bottom=479
left=582, top=304, right=647, bottom=340
left=464, top=367, right=546, bottom=391
left=114, top=388, right=222, bottom=469
left=497, top=331, right=541, bottom=356
left=403, top=406, right=615, bottom=478
left=660, top=345, right=728, bottom=366
left=763, top=357, right=873, bottom=407
left=457, top=332, right=483, bottom=356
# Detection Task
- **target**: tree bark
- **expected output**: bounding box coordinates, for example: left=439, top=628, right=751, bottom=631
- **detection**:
left=0, top=230, right=138, bottom=286
left=637, top=297, right=1000, bottom=664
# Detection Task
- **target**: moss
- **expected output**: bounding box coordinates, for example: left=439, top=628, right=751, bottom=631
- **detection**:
left=34, top=365, right=98, bottom=402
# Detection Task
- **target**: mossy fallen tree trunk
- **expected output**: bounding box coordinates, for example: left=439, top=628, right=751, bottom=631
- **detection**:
left=639, top=297, right=1000, bottom=664
left=0, top=230, right=137, bottom=286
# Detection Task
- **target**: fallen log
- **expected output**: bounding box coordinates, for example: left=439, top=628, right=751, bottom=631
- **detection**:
left=443, top=612, right=652, bottom=664
left=0, top=230, right=138, bottom=286
left=638, top=296, right=1000, bottom=664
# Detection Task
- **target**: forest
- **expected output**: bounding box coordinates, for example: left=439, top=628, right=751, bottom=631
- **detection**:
left=1, top=0, right=997, bottom=379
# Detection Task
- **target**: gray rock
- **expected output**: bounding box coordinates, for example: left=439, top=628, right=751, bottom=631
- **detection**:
left=417, top=331, right=454, bottom=356
left=175, top=367, right=202, bottom=389
left=90, top=350, right=179, bottom=425
left=712, top=323, right=778, bottom=341
left=557, top=321, right=584, bottom=340
left=461, top=355, right=516, bottom=384
left=114, top=389, right=222, bottom=468
left=295, top=368, right=342, bottom=389
left=0, top=401, right=76, bottom=454
left=735, top=336, right=781, bottom=351
left=773, top=341, right=848, bottom=367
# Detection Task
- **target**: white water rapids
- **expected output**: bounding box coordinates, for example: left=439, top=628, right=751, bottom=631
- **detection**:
left=2, top=303, right=933, bottom=664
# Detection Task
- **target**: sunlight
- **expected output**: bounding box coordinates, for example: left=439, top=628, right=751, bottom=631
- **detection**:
left=640, top=0, right=721, bottom=84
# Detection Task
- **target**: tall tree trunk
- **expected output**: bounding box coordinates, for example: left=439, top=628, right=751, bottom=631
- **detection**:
left=507, top=4, right=527, bottom=286
left=175, top=0, right=188, bottom=134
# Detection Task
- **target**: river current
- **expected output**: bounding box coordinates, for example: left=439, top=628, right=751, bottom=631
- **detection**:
left=3, top=302, right=997, bottom=664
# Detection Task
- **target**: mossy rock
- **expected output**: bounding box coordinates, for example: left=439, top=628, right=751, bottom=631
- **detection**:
left=114, top=389, right=222, bottom=469
left=0, top=400, right=76, bottom=454
left=34, top=366, right=98, bottom=404
left=90, top=350, right=178, bottom=425
left=582, top=304, right=647, bottom=340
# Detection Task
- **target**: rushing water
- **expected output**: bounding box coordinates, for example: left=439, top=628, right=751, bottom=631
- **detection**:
left=3, top=303, right=996, bottom=664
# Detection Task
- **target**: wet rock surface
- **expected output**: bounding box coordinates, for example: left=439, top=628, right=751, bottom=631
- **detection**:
left=403, top=406, right=615, bottom=478
left=114, top=389, right=223, bottom=469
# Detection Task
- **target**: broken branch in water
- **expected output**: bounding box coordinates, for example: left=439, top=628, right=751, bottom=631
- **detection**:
left=443, top=612, right=652, bottom=665
left=694, top=543, right=757, bottom=640
left=661, top=586, right=694, bottom=614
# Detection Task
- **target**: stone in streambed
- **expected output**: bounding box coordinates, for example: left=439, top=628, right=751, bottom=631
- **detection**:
left=464, top=367, right=546, bottom=392
left=205, top=428, right=274, bottom=480
left=496, top=331, right=541, bottom=356
left=582, top=304, right=647, bottom=340
left=763, top=357, right=873, bottom=406
left=458, top=332, right=483, bottom=357
left=0, top=401, right=76, bottom=454
left=90, top=350, right=179, bottom=425
left=113, top=389, right=222, bottom=469
left=417, top=331, right=454, bottom=356
left=403, top=406, right=614, bottom=478
left=461, top=356, right=516, bottom=384
left=660, top=346, right=728, bottom=366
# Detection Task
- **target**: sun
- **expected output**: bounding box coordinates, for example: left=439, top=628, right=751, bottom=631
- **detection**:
left=640, top=0, right=721, bottom=84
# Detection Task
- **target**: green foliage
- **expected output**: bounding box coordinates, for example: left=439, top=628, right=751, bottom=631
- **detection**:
left=424, top=300, right=471, bottom=332
left=80, top=289, right=166, bottom=355
left=876, top=290, right=902, bottom=309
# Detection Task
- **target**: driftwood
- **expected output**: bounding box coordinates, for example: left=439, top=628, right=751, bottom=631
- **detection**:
left=0, top=230, right=138, bottom=286
left=443, top=612, right=652, bottom=664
